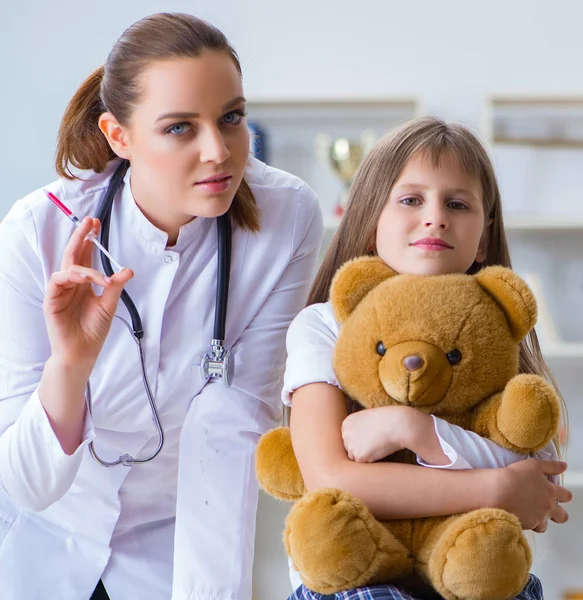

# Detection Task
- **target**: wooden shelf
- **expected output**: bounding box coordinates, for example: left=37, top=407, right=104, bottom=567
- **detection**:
left=247, top=97, right=421, bottom=117
left=484, top=95, right=583, bottom=149
left=493, top=136, right=583, bottom=149
left=504, top=215, right=583, bottom=230
left=543, top=344, right=583, bottom=359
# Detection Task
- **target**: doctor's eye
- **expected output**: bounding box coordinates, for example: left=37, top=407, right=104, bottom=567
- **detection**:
left=165, top=123, right=192, bottom=136
left=376, top=341, right=386, bottom=356
left=222, top=110, right=246, bottom=126
left=446, top=349, right=462, bottom=365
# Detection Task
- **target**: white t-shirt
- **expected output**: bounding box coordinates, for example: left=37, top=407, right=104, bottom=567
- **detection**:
left=282, top=301, right=559, bottom=591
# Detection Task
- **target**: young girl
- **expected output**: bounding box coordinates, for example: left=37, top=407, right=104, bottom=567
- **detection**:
left=283, top=117, right=571, bottom=600
left=0, top=12, right=322, bottom=600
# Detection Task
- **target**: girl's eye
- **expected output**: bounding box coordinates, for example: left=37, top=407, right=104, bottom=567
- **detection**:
left=222, top=110, right=246, bottom=126
left=166, top=123, right=191, bottom=136
left=400, top=197, right=421, bottom=206
left=448, top=200, right=469, bottom=210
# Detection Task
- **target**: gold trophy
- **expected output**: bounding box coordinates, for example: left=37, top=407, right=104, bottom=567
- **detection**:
left=316, top=129, right=377, bottom=216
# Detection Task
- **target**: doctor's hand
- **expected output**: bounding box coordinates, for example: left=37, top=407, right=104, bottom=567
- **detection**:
left=44, top=216, right=134, bottom=370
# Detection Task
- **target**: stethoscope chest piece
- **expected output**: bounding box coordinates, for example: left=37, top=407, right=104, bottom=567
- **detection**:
left=201, top=339, right=233, bottom=387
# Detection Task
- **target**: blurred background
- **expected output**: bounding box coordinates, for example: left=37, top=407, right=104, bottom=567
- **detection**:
left=1, top=1, right=582, bottom=599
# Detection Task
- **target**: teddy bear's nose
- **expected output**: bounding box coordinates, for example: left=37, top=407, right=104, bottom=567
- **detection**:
left=403, top=355, right=424, bottom=371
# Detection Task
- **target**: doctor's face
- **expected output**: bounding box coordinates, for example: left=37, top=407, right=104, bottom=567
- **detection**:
left=116, top=52, right=250, bottom=244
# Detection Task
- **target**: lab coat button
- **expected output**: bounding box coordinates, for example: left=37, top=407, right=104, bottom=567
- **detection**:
left=164, top=254, right=174, bottom=264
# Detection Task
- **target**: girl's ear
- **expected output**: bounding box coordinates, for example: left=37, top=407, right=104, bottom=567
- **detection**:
left=474, top=266, right=537, bottom=342
left=330, top=256, right=397, bottom=323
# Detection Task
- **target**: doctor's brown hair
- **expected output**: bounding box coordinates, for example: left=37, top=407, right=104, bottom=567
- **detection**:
left=55, top=12, right=259, bottom=232
left=305, top=117, right=568, bottom=457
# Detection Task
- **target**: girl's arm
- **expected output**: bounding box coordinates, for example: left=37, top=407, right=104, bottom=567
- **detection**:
left=341, top=405, right=558, bottom=473
left=290, top=382, right=571, bottom=528
left=341, top=405, right=450, bottom=465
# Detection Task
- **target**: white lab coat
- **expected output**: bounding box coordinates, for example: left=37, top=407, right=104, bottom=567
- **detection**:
left=0, top=157, right=323, bottom=600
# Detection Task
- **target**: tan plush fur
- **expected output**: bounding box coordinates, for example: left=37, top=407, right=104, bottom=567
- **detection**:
left=255, top=257, right=560, bottom=599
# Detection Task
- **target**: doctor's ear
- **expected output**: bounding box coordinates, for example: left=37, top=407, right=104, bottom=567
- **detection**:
left=98, top=113, right=131, bottom=160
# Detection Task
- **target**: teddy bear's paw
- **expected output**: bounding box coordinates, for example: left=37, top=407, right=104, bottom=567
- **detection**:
left=255, top=427, right=306, bottom=501
left=285, top=488, right=413, bottom=594
left=428, top=508, right=531, bottom=600
left=498, top=374, right=560, bottom=452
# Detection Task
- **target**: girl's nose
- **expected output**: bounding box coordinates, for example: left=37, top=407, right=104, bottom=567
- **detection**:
left=424, top=219, right=447, bottom=229
left=423, top=206, right=448, bottom=229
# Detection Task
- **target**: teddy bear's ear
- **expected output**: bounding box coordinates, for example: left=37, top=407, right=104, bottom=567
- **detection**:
left=330, top=256, right=397, bottom=323
left=474, top=266, right=537, bottom=342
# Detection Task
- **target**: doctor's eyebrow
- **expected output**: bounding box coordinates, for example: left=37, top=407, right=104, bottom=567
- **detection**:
left=155, top=97, right=247, bottom=123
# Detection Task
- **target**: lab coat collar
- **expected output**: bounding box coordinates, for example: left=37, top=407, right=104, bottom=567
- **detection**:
left=120, top=168, right=210, bottom=254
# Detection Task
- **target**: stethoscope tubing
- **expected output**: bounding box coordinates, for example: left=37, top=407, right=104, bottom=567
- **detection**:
left=86, top=161, right=231, bottom=467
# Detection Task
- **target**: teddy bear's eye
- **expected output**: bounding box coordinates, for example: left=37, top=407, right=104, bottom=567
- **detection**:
left=376, top=341, right=386, bottom=356
left=447, top=349, right=462, bottom=365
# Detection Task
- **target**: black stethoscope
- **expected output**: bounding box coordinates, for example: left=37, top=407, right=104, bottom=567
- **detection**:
left=87, top=160, right=233, bottom=467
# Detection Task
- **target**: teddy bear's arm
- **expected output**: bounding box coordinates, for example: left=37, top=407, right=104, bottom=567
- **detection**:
left=255, top=427, right=306, bottom=501
left=471, top=374, right=560, bottom=453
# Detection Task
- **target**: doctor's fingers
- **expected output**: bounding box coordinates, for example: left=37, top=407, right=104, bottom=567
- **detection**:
left=47, top=267, right=113, bottom=299
left=99, top=268, right=134, bottom=315
left=61, top=217, right=100, bottom=270
left=79, top=219, right=102, bottom=268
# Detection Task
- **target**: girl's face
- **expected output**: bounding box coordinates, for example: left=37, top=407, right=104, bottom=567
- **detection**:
left=102, top=51, right=249, bottom=244
left=376, top=152, right=488, bottom=276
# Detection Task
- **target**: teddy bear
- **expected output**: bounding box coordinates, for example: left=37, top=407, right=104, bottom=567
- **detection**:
left=255, top=256, right=561, bottom=600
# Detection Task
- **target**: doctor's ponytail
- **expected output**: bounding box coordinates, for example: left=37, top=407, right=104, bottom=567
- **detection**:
left=55, top=66, right=113, bottom=179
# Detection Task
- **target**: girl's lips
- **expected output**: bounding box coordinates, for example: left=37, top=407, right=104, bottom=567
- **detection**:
left=411, top=238, right=453, bottom=251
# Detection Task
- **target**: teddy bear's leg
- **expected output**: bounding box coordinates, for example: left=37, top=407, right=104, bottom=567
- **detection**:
left=420, top=508, right=531, bottom=600
left=284, top=488, right=414, bottom=595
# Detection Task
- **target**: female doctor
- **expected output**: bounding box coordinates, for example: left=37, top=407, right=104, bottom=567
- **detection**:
left=0, top=12, right=322, bottom=600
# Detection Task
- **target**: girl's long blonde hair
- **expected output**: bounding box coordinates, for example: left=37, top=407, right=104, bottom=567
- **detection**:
left=308, top=116, right=568, bottom=458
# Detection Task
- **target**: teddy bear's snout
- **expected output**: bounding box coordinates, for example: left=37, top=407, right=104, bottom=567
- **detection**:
left=379, top=341, right=452, bottom=406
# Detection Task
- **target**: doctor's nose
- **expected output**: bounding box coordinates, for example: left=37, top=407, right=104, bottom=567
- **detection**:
left=200, top=128, right=231, bottom=164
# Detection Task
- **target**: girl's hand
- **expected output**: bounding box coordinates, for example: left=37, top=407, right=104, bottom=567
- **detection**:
left=43, top=217, right=134, bottom=370
left=491, top=459, right=572, bottom=531
left=342, top=406, right=408, bottom=462
left=342, top=405, right=450, bottom=465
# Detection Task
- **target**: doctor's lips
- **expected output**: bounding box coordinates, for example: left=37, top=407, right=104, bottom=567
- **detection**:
left=194, top=172, right=232, bottom=193
left=410, top=237, right=454, bottom=251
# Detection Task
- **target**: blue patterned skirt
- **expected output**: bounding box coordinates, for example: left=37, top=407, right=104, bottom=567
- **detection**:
left=288, top=573, right=543, bottom=600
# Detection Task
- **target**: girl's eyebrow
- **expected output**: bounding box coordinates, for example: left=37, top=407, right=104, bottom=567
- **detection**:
left=393, top=183, right=479, bottom=201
